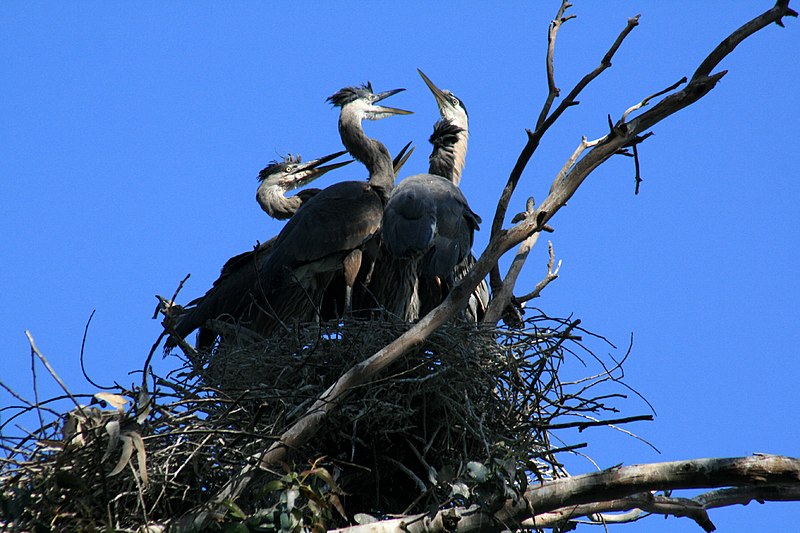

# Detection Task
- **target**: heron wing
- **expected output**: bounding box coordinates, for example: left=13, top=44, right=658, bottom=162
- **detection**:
left=383, top=175, right=438, bottom=258
left=166, top=239, right=275, bottom=349
left=421, top=176, right=481, bottom=279
left=263, top=181, right=383, bottom=286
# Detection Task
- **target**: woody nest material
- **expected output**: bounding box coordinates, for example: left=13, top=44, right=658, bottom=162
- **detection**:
left=0, top=313, right=637, bottom=531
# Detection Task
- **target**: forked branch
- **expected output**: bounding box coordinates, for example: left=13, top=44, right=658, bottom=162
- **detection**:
left=489, top=8, right=640, bottom=293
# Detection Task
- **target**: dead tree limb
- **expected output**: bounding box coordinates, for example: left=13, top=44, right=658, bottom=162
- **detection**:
left=486, top=0, right=797, bottom=322
left=488, top=7, right=640, bottom=294
left=522, top=454, right=800, bottom=517
left=516, top=241, right=562, bottom=304
left=192, top=2, right=796, bottom=525
left=330, top=455, right=800, bottom=533
left=482, top=231, right=541, bottom=325
left=529, top=484, right=800, bottom=530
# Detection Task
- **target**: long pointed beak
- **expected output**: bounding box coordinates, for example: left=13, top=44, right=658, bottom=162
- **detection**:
left=304, top=149, right=348, bottom=168
left=289, top=152, right=353, bottom=188
left=373, top=87, right=406, bottom=103
left=370, top=87, right=413, bottom=117
left=392, top=141, right=415, bottom=176
left=417, top=68, right=450, bottom=110
left=370, top=105, right=414, bottom=117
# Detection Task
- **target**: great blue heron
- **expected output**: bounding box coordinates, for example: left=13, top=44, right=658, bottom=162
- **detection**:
left=373, top=125, right=481, bottom=321
left=417, top=69, right=489, bottom=322
left=165, top=152, right=351, bottom=351
left=252, top=83, right=412, bottom=332
left=257, top=142, right=412, bottom=219
left=369, top=71, right=487, bottom=322
left=255, top=152, right=345, bottom=219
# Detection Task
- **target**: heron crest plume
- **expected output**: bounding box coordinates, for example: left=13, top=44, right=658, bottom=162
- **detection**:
left=257, top=154, right=303, bottom=182
left=326, top=82, right=374, bottom=107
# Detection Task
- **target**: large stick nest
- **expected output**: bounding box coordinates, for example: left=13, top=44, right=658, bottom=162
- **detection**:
left=1, top=313, right=635, bottom=531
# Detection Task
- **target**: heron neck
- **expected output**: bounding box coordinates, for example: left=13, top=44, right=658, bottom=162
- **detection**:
left=428, top=130, right=468, bottom=187
left=449, top=129, right=468, bottom=187
left=338, top=110, right=395, bottom=198
left=256, top=185, right=303, bottom=220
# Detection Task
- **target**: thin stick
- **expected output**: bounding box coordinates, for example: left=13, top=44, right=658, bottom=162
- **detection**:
left=516, top=241, right=562, bottom=303
left=29, top=335, right=44, bottom=431
left=80, top=309, right=114, bottom=390
left=542, top=414, right=653, bottom=431
left=25, top=331, right=86, bottom=416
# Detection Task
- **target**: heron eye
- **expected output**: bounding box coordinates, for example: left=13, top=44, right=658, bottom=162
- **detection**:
left=451, top=97, right=459, bottom=106
left=285, top=166, right=294, bottom=172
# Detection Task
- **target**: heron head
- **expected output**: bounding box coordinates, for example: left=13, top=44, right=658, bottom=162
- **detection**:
left=258, top=151, right=352, bottom=191
left=327, top=82, right=413, bottom=121
left=417, top=69, right=468, bottom=129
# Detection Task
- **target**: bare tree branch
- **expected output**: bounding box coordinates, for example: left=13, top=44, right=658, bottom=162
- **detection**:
left=516, top=241, right=562, bottom=304
left=536, top=0, right=577, bottom=129
left=331, top=455, right=800, bottom=533
left=693, top=0, right=798, bottom=80
left=530, top=484, right=800, bottom=530
left=25, top=331, right=86, bottom=417
left=541, top=414, right=652, bottom=431
left=482, top=231, right=541, bottom=325
left=488, top=11, right=640, bottom=294
left=485, top=131, right=601, bottom=324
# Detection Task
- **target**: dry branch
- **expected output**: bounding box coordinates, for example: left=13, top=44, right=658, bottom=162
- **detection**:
left=488, top=7, right=640, bottom=295
left=331, top=455, right=800, bottom=533
left=524, top=454, right=800, bottom=515
left=528, top=484, right=800, bottom=531
left=516, top=241, right=562, bottom=304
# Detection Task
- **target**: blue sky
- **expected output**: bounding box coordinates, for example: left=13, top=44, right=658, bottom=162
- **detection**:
left=2, top=2, right=798, bottom=530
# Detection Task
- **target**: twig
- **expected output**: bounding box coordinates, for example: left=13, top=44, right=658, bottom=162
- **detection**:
left=25, top=331, right=85, bottom=416
left=483, top=231, right=541, bottom=325
left=516, top=241, right=562, bottom=304
left=147, top=274, right=194, bottom=386
left=0, top=380, right=35, bottom=408
left=620, top=77, right=687, bottom=123
left=536, top=1, right=577, bottom=130
left=79, top=309, right=114, bottom=391
left=29, top=335, right=44, bottom=432
left=633, top=142, right=643, bottom=195
left=542, top=414, right=653, bottom=431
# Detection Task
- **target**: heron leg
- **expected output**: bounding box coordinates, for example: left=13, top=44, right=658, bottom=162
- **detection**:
left=342, top=249, right=363, bottom=315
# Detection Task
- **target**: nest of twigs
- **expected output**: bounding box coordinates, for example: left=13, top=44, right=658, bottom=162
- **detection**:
left=1, top=312, right=634, bottom=531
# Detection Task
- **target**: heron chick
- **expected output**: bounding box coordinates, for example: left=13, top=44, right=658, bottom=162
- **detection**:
left=256, top=151, right=351, bottom=219
left=165, top=151, right=352, bottom=352
left=252, top=83, right=412, bottom=331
